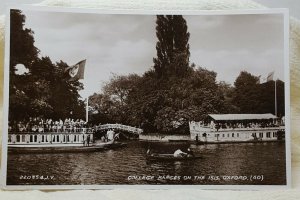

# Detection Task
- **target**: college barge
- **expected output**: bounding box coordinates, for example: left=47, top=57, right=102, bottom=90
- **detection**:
left=189, top=113, right=285, bottom=143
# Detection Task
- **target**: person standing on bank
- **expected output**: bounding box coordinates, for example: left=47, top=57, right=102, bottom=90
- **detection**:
left=83, top=134, right=88, bottom=146
left=87, top=134, right=90, bottom=146
left=107, top=129, right=115, bottom=141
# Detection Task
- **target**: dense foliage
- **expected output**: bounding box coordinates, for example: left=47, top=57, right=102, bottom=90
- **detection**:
left=10, top=11, right=285, bottom=134
left=9, top=10, right=85, bottom=121
left=89, top=15, right=285, bottom=134
left=232, top=71, right=284, bottom=116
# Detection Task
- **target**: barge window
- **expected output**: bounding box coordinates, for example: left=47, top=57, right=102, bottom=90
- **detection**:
left=266, top=132, right=271, bottom=138
left=222, top=134, right=224, bottom=137
left=237, top=133, right=239, bottom=137
left=22, top=135, right=26, bottom=142
left=232, top=133, right=234, bottom=137
left=17, top=135, right=20, bottom=142
left=259, top=132, right=263, bottom=138
left=273, top=132, right=277, bottom=137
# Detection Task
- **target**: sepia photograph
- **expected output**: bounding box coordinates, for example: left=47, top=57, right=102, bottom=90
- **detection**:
left=1, top=7, right=290, bottom=189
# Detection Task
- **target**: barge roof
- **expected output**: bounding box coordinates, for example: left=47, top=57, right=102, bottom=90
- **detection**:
left=209, top=113, right=277, bottom=121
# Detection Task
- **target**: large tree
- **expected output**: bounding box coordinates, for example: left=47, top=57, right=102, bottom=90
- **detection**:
left=89, top=15, right=228, bottom=134
left=9, top=10, right=85, bottom=121
left=232, top=71, right=285, bottom=116
left=9, top=10, right=40, bottom=120
left=232, top=71, right=260, bottom=113
left=10, top=10, right=39, bottom=72
left=153, top=15, right=190, bottom=78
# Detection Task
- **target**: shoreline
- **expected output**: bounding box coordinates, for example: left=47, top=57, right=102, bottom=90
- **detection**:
left=139, top=133, right=285, bottom=144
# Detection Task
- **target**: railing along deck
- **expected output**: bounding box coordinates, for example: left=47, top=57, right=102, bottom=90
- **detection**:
left=96, top=124, right=143, bottom=134
left=8, top=128, right=94, bottom=134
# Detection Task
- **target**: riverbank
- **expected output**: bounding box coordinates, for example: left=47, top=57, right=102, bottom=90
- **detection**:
left=138, top=133, right=285, bottom=144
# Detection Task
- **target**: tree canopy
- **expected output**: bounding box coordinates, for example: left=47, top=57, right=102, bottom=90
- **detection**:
left=9, top=11, right=285, bottom=133
left=89, top=15, right=285, bottom=134
left=232, top=71, right=284, bottom=117
left=9, top=10, right=85, bottom=121
left=153, top=15, right=190, bottom=78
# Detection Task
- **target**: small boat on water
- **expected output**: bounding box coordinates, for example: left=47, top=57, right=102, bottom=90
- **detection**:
left=146, top=153, right=202, bottom=161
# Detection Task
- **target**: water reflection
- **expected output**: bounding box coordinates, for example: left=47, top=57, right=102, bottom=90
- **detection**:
left=7, top=141, right=286, bottom=185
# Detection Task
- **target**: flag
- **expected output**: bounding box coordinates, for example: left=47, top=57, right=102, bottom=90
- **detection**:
left=266, top=71, right=274, bottom=82
left=259, top=71, right=275, bottom=84
left=64, top=59, right=86, bottom=81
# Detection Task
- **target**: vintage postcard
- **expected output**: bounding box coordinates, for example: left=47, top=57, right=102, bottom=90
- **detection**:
left=1, top=6, right=290, bottom=190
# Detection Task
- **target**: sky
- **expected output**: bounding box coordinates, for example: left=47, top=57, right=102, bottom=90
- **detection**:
left=15, top=9, right=285, bottom=98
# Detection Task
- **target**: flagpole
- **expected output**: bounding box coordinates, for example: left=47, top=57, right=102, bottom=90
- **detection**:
left=275, top=79, right=277, bottom=117
left=84, top=58, right=89, bottom=123
left=86, top=97, right=89, bottom=122
left=83, top=59, right=88, bottom=123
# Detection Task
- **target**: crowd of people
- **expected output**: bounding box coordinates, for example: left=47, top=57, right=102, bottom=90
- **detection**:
left=8, top=118, right=94, bottom=133
left=197, top=120, right=282, bottom=131
left=212, top=121, right=279, bottom=131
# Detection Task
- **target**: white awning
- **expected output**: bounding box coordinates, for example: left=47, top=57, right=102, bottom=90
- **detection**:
left=208, top=113, right=277, bottom=121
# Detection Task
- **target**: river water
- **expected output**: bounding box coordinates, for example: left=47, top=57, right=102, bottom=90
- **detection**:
left=6, top=141, right=286, bottom=185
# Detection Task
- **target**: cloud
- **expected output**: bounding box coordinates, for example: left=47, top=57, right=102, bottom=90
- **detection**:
left=18, top=9, right=285, bottom=97
left=186, top=14, right=284, bottom=84
left=190, top=48, right=284, bottom=84
left=186, top=14, right=284, bottom=52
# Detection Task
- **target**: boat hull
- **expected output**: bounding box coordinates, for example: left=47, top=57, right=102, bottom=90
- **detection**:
left=8, top=145, right=106, bottom=154
left=8, top=142, right=126, bottom=154
left=146, top=154, right=202, bottom=161
left=194, top=139, right=285, bottom=145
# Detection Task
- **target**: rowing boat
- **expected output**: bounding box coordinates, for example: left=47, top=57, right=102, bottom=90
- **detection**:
left=146, top=153, right=202, bottom=161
